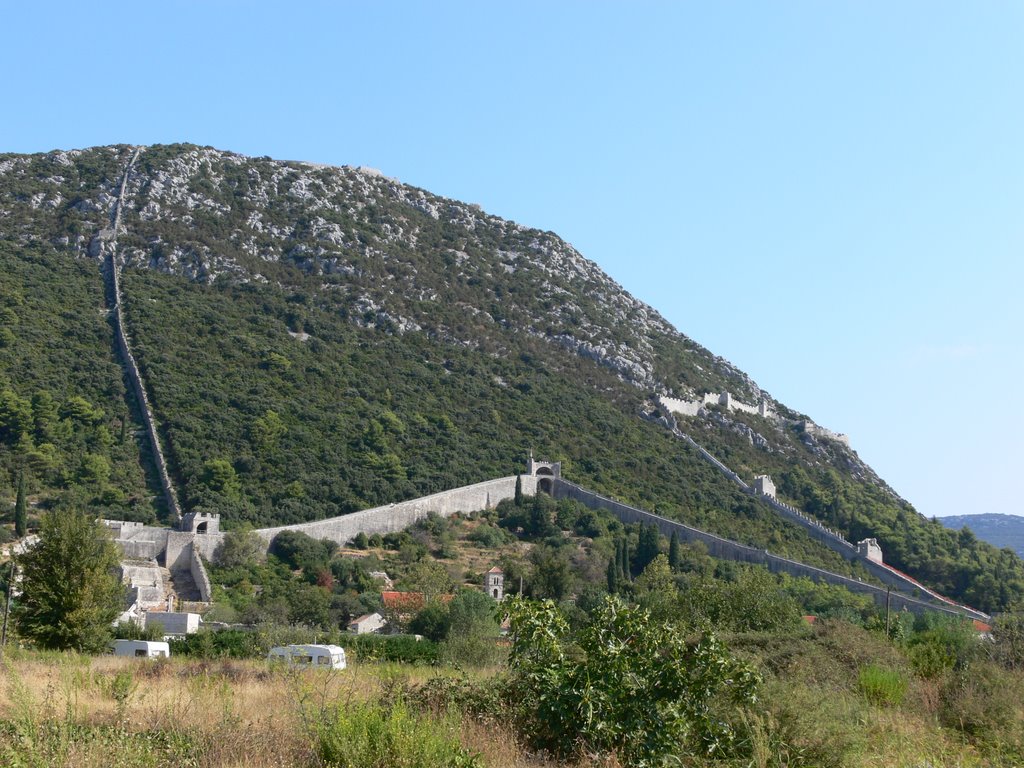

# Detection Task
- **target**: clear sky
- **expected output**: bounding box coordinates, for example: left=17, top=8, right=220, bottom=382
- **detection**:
left=3, top=2, right=1022, bottom=519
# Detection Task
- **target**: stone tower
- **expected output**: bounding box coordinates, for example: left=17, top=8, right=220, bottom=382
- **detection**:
left=753, top=475, right=776, bottom=499
left=484, top=566, right=504, bottom=601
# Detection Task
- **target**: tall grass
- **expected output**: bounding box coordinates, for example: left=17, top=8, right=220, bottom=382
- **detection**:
left=316, top=700, right=481, bottom=767
left=857, top=664, right=907, bottom=707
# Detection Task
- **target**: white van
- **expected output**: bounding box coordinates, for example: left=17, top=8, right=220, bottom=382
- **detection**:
left=111, top=639, right=170, bottom=658
left=267, top=643, right=346, bottom=670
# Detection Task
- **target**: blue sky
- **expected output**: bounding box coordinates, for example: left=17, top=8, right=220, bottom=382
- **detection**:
left=3, top=2, right=1022, bottom=519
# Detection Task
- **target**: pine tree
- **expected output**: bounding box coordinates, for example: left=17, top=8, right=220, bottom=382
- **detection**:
left=668, top=531, right=680, bottom=571
left=14, top=471, right=27, bottom=538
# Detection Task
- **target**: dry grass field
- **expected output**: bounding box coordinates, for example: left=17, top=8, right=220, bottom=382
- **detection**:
left=0, top=651, right=561, bottom=768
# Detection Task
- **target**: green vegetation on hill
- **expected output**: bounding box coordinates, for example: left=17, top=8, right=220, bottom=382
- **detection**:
left=0, top=242, right=156, bottom=524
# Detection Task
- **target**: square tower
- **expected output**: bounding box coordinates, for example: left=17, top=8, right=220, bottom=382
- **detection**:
left=484, top=566, right=504, bottom=601
left=753, top=475, right=776, bottom=499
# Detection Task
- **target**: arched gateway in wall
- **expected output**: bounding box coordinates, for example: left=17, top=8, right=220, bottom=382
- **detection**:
left=526, top=454, right=561, bottom=494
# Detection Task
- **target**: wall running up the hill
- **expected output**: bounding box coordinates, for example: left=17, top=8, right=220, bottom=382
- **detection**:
left=552, top=479, right=989, bottom=621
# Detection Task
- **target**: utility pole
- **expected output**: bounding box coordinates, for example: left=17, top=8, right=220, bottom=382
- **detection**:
left=1, top=560, right=14, bottom=659
left=885, top=586, right=892, bottom=639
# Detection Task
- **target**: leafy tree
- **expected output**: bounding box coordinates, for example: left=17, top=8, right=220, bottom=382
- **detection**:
left=213, top=527, right=266, bottom=569
left=634, top=554, right=677, bottom=620
left=505, top=595, right=760, bottom=764
left=250, top=409, right=286, bottom=454
left=287, top=583, right=332, bottom=628
left=15, top=508, right=124, bottom=652
left=528, top=543, right=573, bottom=600
left=270, top=530, right=336, bottom=574
left=78, top=453, right=111, bottom=488
left=400, top=559, right=455, bottom=603
left=677, top=567, right=803, bottom=633
left=201, top=458, right=242, bottom=501
left=409, top=602, right=450, bottom=642
left=0, top=388, right=32, bottom=444
left=441, top=588, right=501, bottom=665
left=14, top=471, right=27, bottom=537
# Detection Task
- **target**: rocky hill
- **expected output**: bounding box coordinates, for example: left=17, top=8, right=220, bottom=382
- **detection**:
left=1, top=143, right=1022, bottom=612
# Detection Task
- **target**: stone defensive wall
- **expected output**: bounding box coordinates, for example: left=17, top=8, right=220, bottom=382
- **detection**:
left=659, top=393, right=773, bottom=420
left=101, top=147, right=182, bottom=521
left=103, top=520, right=212, bottom=603
left=103, top=469, right=985, bottom=620
left=657, top=422, right=953, bottom=604
left=552, top=479, right=988, bottom=621
left=252, top=475, right=539, bottom=546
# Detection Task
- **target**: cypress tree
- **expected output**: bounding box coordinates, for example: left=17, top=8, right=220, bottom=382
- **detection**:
left=636, top=524, right=660, bottom=573
left=14, top=472, right=27, bottom=538
left=514, top=474, right=523, bottom=506
left=621, top=538, right=632, bottom=581
left=606, top=554, right=619, bottom=594
left=668, top=531, right=680, bottom=571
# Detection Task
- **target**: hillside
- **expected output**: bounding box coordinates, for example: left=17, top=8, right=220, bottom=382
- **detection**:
left=940, top=514, right=1024, bottom=558
left=1, top=143, right=1022, bottom=611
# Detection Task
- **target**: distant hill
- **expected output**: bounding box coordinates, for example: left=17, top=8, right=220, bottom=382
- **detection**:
left=939, top=514, right=1024, bottom=558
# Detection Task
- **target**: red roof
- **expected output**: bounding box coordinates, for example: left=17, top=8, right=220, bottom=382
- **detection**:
left=487, top=566, right=504, bottom=574
left=973, top=619, right=993, bottom=633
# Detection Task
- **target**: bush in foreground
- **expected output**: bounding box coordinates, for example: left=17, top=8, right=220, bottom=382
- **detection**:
left=504, top=595, right=760, bottom=765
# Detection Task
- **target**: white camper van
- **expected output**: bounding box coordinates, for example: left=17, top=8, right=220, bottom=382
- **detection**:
left=111, top=639, right=170, bottom=658
left=267, top=643, right=346, bottom=670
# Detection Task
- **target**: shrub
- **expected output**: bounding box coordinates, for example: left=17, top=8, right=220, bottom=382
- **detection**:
left=857, top=665, right=906, bottom=707
left=505, top=595, right=760, bottom=764
left=316, top=701, right=481, bottom=768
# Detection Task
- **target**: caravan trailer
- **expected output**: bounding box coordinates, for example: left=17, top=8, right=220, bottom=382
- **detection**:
left=111, top=639, right=170, bottom=658
left=267, top=644, right=346, bottom=670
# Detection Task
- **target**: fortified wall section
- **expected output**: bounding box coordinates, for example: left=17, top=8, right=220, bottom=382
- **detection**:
left=252, top=475, right=538, bottom=547
left=552, top=479, right=989, bottom=621
left=189, top=542, right=213, bottom=602
left=103, top=469, right=983, bottom=620
left=659, top=393, right=773, bottom=420
left=103, top=521, right=211, bottom=603
left=666, top=425, right=962, bottom=604
left=100, top=147, right=183, bottom=522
